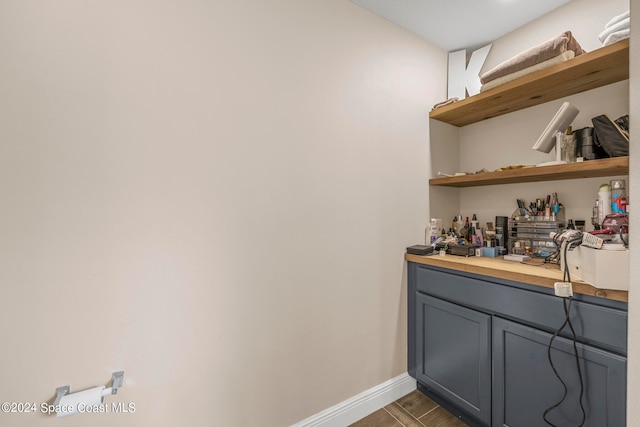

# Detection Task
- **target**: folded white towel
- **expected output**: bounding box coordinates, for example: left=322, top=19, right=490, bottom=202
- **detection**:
left=603, top=28, right=630, bottom=46
left=605, top=10, right=630, bottom=29
left=599, top=17, right=630, bottom=42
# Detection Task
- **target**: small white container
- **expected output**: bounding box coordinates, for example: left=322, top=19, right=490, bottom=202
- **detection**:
left=563, top=245, right=629, bottom=291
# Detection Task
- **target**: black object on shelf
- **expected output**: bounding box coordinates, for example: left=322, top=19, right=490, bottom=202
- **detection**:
left=406, top=245, right=434, bottom=256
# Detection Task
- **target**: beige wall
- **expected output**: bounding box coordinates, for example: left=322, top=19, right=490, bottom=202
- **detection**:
left=627, top=0, right=639, bottom=424
left=0, top=1, right=446, bottom=426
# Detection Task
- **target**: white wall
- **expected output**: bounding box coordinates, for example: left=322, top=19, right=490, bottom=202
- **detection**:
left=0, top=1, right=446, bottom=426
left=627, top=0, right=639, bottom=424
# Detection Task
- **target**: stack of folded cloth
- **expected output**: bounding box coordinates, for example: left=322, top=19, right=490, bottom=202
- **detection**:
left=599, top=10, right=629, bottom=47
left=480, top=31, right=585, bottom=92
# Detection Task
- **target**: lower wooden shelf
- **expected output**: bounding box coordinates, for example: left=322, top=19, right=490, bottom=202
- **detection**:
left=429, top=156, right=629, bottom=187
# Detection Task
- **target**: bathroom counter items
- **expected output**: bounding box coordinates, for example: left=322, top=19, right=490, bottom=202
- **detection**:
left=404, top=252, right=628, bottom=302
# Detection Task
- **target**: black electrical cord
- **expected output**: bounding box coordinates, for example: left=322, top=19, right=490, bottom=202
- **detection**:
left=543, top=236, right=586, bottom=427
left=620, top=226, right=628, bottom=248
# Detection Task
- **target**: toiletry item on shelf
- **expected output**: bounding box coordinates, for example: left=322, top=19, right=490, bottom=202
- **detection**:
left=495, top=216, right=508, bottom=249
left=592, top=199, right=601, bottom=230
left=611, top=179, right=627, bottom=213
left=598, top=183, right=612, bottom=224
left=551, top=193, right=559, bottom=214
left=475, top=228, right=483, bottom=247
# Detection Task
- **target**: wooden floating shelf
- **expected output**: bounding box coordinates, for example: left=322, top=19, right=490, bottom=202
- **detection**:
left=429, top=39, right=629, bottom=127
left=429, top=156, right=629, bottom=187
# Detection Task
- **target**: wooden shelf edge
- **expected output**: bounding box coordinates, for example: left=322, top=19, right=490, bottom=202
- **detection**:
left=405, top=253, right=628, bottom=302
left=429, top=156, right=629, bottom=187
left=429, top=39, right=629, bottom=126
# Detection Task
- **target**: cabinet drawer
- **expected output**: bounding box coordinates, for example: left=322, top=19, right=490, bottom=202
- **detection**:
left=415, top=264, right=627, bottom=354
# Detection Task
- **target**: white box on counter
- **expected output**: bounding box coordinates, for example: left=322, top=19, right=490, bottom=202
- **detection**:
left=562, top=245, right=629, bottom=291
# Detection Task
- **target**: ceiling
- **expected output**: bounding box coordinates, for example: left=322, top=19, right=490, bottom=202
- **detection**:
left=349, top=0, right=572, bottom=51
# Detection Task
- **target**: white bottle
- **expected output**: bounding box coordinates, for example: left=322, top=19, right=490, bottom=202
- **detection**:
left=598, top=183, right=611, bottom=225
left=610, top=179, right=627, bottom=213
left=425, top=218, right=442, bottom=244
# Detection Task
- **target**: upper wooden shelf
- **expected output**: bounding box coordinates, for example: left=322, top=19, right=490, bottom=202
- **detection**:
left=429, top=156, right=629, bottom=187
left=429, top=39, right=629, bottom=127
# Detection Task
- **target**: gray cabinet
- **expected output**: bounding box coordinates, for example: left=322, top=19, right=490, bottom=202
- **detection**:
left=408, top=261, right=628, bottom=427
left=493, top=317, right=626, bottom=427
left=416, top=293, right=491, bottom=425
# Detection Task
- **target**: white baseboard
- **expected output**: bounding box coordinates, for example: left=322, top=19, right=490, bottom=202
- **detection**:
left=291, top=372, right=417, bottom=427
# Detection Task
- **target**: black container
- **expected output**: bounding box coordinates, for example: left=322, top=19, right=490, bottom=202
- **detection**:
left=495, top=216, right=509, bottom=249
left=574, top=127, right=606, bottom=160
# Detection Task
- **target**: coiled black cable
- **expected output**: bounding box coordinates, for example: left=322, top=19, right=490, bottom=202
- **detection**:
left=543, top=234, right=586, bottom=427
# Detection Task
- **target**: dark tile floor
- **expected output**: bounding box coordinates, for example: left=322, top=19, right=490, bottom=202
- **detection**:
left=349, top=390, right=468, bottom=427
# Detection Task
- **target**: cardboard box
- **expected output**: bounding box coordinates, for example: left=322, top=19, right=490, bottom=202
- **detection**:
left=563, top=245, right=629, bottom=291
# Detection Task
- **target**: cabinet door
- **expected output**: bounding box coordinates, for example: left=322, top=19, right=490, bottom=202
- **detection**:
left=416, top=293, right=491, bottom=425
left=493, top=317, right=626, bottom=427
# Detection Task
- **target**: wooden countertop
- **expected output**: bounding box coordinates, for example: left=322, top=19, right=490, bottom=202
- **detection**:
left=405, top=253, right=628, bottom=303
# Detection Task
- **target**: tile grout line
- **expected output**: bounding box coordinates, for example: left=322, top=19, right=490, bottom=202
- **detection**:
left=392, top=401, right=428, bottom=427
left=382, top=407, right=408, bottom=427
left=416, top=404, right=442, bottom=422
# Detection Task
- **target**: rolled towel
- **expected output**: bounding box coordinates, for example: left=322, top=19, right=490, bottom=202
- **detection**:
left=603, top=28, right=630, bottom=46
left=604, top=10, right=630, bottom=29
left=480, top=31, right=585, bottom=85
left=599, top=17, right=630, bottom=43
